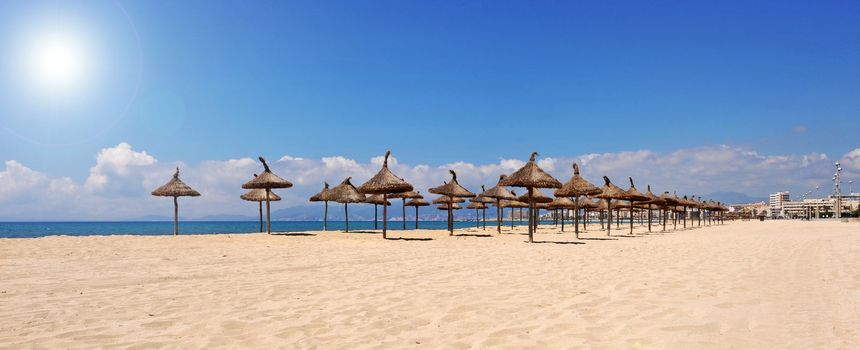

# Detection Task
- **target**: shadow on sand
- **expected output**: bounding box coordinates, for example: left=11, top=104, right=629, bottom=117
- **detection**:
left=272, top=232, right=316, bottom=237
left=454, top=234, right=493, bottom=238
left=577, top=237, right=618, bottom=241
left=531, top=240, right=586, bottom=245
left=385, top=237, right=433, bottom=241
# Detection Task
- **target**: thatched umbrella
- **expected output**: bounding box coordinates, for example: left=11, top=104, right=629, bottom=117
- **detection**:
left=388, top=188, right=421, bottom=230
left=547, top=197, right=576, bottom=232
left=428, top=170, right=476, bottom=235
left=309, top=182, right=334, bottom=231
left=641, top=185, right=661, bottom=233
left=405, top=194, right=429, bottom=229
left=365, top=194, right=392, bottom=229
left=242, top=175, right=282, bottom=233
left=242, top=157, right=293, bottom=234
left=432, top=196, right=466, bottom=204
left=473, top=185, right=495, bottom=230
left=466, top=199, right=488, bottom=229
left=659, top=192, right=680, bottom=231
left=595, top=198, right=609, bottom=230
left=554, top=163, right=602, bottom=238
left=517, top=189, right=552, bottom=232
left=593, top=176, right=630, bottom=237
left=437, top=203, right=462, bottom=211
left=624, top=177, right=650, bottom=235
left=578, top=197, right=600, bottom=231
left=501, top=191, right=529, bottom=230
left=499, top=152, right=562, bottom=243
left=480, top=175, right=517, bottom=233
left=330, top=177, right=366, bottom=233
left=151, top=167, right=200, bottom=236
left=356, top=151, right=413, bottom=239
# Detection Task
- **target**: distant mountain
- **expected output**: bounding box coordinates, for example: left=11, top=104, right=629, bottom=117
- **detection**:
left=698, top=192, right=767, bottom=205
left=193, top=214, right=256, bottom=221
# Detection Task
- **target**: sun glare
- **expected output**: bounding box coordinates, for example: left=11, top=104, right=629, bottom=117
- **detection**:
left=24, top=30, right=91, bottom=93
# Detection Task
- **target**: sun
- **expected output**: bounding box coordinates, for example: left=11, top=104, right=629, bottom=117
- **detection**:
left=25, top=30, right=91, bottom=93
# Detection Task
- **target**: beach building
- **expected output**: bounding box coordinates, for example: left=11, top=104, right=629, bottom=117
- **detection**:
left=769, top=192, right=790, bottom=218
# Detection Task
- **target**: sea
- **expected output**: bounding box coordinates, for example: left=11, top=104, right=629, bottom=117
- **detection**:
left=0, top=220, right=563, bottom=239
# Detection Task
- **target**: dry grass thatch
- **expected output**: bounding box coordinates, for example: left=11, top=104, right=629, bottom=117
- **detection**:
left=437, top=203, right=462, bottom=210
left=554, top=163, right=601, bottom=197
left=365, top=194, right=392, bottom=206
left=405, top=198, right=430, bottom=207
left=547, top=197, right=576, bottom=209
left=356, top=150, right=413, bottom=195
left=594, top=176, right=631, bottom=200
left=466, top=200, right=488, bottom=209
left=432, top=196, right=466, bottom=204
left=387, top=190, right=421, bottom=199
left=480, top=175, right=517, bottom=200
left=517, top=189, right=553, bottom=203
left=330, top=177, right=366, bottom=204
left=625, top=177, right=651, bottom=202
left=498, top=152, right=562, bottom=189
left=152, top=168, right=201, bottom=197
left=309, top=182, right=334, bottom=202
left=242, top=157, right=293, bottom=189
left=428, top=170, right=476, bottom=198
left=241, top=188, right=281, bottom=202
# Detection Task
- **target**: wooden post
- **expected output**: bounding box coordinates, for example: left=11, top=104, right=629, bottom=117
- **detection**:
left=383, top=193, right=388, bottom=239
left=527, top=187, right=534, bottom=243
left=607, top=199, right=612, bottom=236
left=415, top=205, right=419, bottom=229
left=265, top=189, right=272, bottom=234
left=402, top=199, right=407, bottom=230
left=496, top=199, right=502, bottom=233
left=344, top=203, right=349, bottom=232
left=258, top=201, right=263, bottom=232
left=173, top=196, right=179, bottom=236
left=323, top=201, right=328, bottom=231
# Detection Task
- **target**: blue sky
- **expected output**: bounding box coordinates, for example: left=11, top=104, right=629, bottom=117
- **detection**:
left=0, top=1, right=858, bottom=219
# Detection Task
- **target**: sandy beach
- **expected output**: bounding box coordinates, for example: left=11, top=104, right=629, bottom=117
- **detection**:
left=1, top=220, right=858, bottom=349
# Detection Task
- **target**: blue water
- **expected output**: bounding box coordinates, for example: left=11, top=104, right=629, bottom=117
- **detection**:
left=0, top=220, right=550, bottom=239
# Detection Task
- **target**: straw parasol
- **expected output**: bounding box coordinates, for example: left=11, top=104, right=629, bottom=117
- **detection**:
left=659, top=191, right=680, bottom=231
left=473, top=185, right=494, bottom=230
left=517, top=189, right=552, bottom=232
left=501, top=190, right=529, bottom=230
left=428, top=170, right=476, bottom=235
left=593, top=176, right=630, bottom=236
left=578, top=197, right=600, bottom=231
left=309, top=182, right=334, bottom=231
left=554, top=163, right=602, bottom=238
left=356, top=151, right=413, bottom=239
left=242, top=157, right=293, bottom=234
left=405, top=194, right=429, bottom=229
left=547, top=197, right=576, bottom=232
left=151, top=167, right=200, bottom=236
left=499, top=152, right=562, bottom=243
left=641, top=185, right=661, bottom=233
left=330, top=177, right=366, bottom=233
left=480, top=175, right=517, bottom=233
left=242, top=174, right=282, bottom=232
left=365, top=194, right=391, bottom=230
left=432, top=196, right=466, bottom=204
left=388, top=187, right=422, bottom=230
left=624, top=177, right=650, bottom=234
left=466, top=199, right=488, bottom=229
left=437, top=202, right=462, bottom=211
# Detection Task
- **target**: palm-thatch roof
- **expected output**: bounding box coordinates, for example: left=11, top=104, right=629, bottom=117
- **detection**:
left=330, top=177, right=366, bottom=204
left=547, top=197, right=576, bottom=209
left=437, top=203, right=462, bottom=210
left=594, top=176, right=630, bottom=200
left=500, top=197, right=529, bottom=208
left=480, top=175, right=517, bottom=200
left=429, top=170, right=476, bottom=198
left=365, top=194, right=392, bottom=206
left=466, top=201, right=488, bottom=209
left=152, top=168, right=201, bottom=197
left=388, top=189, right=422, bottom=199
left=356, top=150, right=413, bottom=195
left=578, top=197, right=600, bottom=209
left=241, top=187, right=282, bottom=202
left=554, top=163, right=601, bottom=197
left=309, top=182, right=334, bottom=202
left=472, top=185, right=495, bottom=203
left=498, top=152, right=562, bottom=189
left=641, top=185, right=661, bottom=204
left=625, top=177, right=650, bottom=202
left=432, top=196, right=466, bottom=204
left=242, top=157, right=293, bottom=189
left=405, top=198, right=430, bottom=207
left=517, top=189, right=553, bottom=203
left=659, top=192, right=679, bottom=206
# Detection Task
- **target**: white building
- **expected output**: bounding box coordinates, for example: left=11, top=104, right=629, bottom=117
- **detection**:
left=769, top=192, right=790, bottom=218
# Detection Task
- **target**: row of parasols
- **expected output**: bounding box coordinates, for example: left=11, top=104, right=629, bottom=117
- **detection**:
left=152, top=151, right=729, bottom=242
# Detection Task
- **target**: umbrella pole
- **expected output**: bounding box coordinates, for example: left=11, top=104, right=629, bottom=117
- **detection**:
left=265, top=190, right=272, bottom=235
left=561, top=208, right=565, bottom=232
left=482, top=208, right=486, bottom=230
left=527, top=187, right=534, bottom=243
left=683, top=206, right=687, bottom=229
left=648, top=205, right=652, bottom=232
left=583, top=209, right=588, bottom=231
left=403, top=199, right=407, bottom=230
left=173, top=196, right=179, bottom=236
left=510, top=208, right=514, bottom=230
left=475, top=208, right=479, bottom=229
left=573, top=195, right=579, bottom=238
left=415, top=205, right=419, bottom=229
left=323, top=201, right=328, bottom=231
left=383, top=193, right=388, bottom=239
left=345, top=203, right=349, bottom=233
left=448, top=196, right=453, bottom=236
left=259, top=201, right=263, bottom=232
left=607, top=200, right=612, bottom=236
left=374, top=204, right=378, bottom=230
left=629, top=203, right=634, bottom=235
left=496, top=199, right=502, bottom=233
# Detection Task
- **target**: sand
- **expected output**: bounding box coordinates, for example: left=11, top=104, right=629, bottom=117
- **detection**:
left=1, top=220, right=858, bottom=349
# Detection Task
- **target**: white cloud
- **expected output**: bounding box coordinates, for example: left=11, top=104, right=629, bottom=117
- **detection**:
left=0, top=143, right=851, bottom=220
